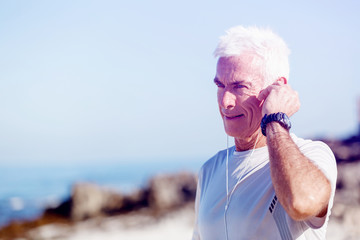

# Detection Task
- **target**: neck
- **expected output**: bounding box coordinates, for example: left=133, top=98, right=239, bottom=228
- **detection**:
left=234, top=130, right=267, bottom=151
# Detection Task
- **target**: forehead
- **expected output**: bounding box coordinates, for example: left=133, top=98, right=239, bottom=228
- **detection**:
left=216, top=55, right=263, bottom=84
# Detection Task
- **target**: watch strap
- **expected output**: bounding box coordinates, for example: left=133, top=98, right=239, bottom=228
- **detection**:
left=261, top=112, right=291, bottom=136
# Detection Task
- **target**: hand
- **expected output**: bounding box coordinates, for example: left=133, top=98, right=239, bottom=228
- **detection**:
left=258, top=78, right=300, bottom=117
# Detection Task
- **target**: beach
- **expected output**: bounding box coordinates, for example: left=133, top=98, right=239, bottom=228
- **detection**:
left=5, top=201, right=360, bottom=240
left=26, top=204, right=195, bottom=240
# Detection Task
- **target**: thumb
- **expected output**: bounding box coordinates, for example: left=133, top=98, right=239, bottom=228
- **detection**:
left=257, top=87, right=271, bottom=102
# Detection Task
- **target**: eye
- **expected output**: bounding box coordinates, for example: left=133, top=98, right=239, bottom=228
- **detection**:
left=214, top=80, right=225, bottom=88
left=234, top=84, right=247, bottom=89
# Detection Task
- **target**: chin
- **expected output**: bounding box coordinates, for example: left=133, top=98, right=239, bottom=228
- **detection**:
left=224, top=124, right=256, bottom=139
left=224, top=128, right=243, bottom=138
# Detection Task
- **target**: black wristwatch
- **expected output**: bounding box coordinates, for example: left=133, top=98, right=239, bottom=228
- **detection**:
left=261, top=112, right=291, bottom=136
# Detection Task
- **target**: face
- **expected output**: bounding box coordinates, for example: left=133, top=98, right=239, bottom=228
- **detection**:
left=215, top=55, right=265, bottom=139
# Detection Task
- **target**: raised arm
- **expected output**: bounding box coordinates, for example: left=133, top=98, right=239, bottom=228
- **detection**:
left=258, top=79, right=331, bottom=221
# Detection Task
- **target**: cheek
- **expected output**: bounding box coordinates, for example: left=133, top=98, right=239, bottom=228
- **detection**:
left=217, top=87, right=226, bottom=97
left=242, top=96, right=262, bottom=113
left=217, top=91, right=221, bottom=103
left=217, top=89, right=226, bottom=107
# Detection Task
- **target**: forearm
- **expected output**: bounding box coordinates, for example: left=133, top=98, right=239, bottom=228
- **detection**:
left=266, top=122, right=331, bottom=220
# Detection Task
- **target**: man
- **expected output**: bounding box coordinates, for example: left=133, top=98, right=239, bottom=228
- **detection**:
left=192, top=26, right=337, bottom=240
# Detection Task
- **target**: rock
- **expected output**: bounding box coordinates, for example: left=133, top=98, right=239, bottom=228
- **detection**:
left=108, top=188, right=149, bottom=214
left=326, top=134, right=360, bottom=239
left=322, top=135, right=360, bottom=163
left=71, top=182, right=125, bottom=221
left=45, top=171, right=197, bottom=221
left=44, top=197, right=72, bottom=218
left=148, top=172, right=197, bottom=211
left=335, top=162, right=360, bottom=206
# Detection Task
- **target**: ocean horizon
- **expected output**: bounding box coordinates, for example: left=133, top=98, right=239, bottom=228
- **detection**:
left=0, top=158, right=204, bottom=227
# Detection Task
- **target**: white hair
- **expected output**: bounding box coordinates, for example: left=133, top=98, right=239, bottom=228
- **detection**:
left=214, top=26, right=290, bottom=85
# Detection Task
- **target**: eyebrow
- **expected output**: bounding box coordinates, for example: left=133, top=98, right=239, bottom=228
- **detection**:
left=214, top=78, right=248, bottom=86
left=230, top=80, right=247, bottom=85
left=213, top=78, right=222, bottom=84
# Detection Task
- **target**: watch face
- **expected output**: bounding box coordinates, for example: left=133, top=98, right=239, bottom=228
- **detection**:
left=282, top=113, right=291, bottom=129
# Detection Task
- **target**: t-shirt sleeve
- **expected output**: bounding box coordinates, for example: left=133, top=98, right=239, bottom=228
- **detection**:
left=295, top=138, right=337, bottom=228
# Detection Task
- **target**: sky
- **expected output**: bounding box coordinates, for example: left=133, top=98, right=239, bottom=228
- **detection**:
left=0, top=0, right=359, bottom=165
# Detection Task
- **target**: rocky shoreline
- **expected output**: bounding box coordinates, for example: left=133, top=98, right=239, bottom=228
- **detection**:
left=0, top=172, right=197, bottom=239
left=321, top=134, right=360, bottom=240
left=1, top=134, right=359, bottom=240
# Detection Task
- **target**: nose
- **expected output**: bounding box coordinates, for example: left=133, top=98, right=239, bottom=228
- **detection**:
left=220, top=90, right=236, bottom=110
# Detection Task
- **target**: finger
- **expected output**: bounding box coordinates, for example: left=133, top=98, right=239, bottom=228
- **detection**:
left=258, top=87, right=272, bottom=101
left=258, top=85, right=278, bottom=101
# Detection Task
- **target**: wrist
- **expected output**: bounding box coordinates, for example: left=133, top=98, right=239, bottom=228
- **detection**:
left=261, top=112, right=291, bottom=136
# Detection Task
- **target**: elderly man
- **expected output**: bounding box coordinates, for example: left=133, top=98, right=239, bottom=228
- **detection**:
left=192, top=26, right=337, bottom=240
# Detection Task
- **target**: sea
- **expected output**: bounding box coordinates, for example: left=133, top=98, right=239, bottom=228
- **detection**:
left=0, top=159, right=204, bottom=228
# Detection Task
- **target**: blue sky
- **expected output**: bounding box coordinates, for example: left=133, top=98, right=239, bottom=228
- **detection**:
left=0, top=0, right=359, bottom=165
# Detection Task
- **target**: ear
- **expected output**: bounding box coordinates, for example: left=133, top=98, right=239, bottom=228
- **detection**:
left=277, top=77, right=287, bottom=84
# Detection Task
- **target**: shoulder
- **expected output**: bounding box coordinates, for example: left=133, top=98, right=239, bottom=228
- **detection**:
left=291, top=133, right=337, bottom=188
left=199, top=148, right=228, bottom=174
left=290, top=133, right=335, bottom=159
left=198, top=146, right=235, bottom=181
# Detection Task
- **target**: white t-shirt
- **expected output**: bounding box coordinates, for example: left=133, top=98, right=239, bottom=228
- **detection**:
left=192, top=134, right=337, bottom=240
